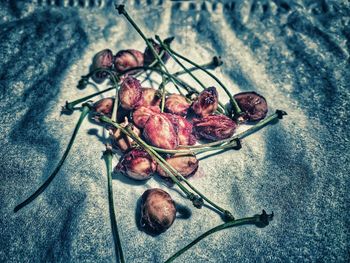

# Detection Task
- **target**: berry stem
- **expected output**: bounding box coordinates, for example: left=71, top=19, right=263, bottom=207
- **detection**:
left=156, top=36, right=228, bottom=115
left=181, top=110, right=287, bottom=149
left=173, top=56, right=223, bottom=77
left=14, top=105, right=91, bottom=212
left=115, top=5, right=181, bottom=94
left=166, top=46, right=243, bottom=119
left=99, top=116, right=195, bottom=201
left=103, top=148, right=125, bottom=263
left=64, top=68, right=119, bottom=113
left=164, top=210, right=273, bottom=263
left=99, top=116, right=233, bottom=219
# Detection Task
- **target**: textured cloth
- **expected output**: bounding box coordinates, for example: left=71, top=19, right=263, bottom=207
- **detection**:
left=0, top=1, right=349, bottom=262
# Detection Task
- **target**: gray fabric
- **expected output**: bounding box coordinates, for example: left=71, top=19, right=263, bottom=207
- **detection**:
left=0, top=0, right=349, bottom=262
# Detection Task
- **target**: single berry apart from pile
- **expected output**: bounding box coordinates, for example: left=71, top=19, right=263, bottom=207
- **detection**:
left=140, top=188, right=176, bottom=234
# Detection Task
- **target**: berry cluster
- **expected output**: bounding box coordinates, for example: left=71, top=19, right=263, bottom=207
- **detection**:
left=15, top=5, right=285, bottom=262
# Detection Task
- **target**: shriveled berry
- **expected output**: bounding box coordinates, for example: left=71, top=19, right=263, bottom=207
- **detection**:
left=93, top=97, right=115, bottom=117
left=119, top=77, right=143, bottom=110
left=143, top=113, right=178, bottom=149
left=115, top=149, right=156, bottom=180
left=139, top=88, right=161, bottom=108
left=140, top=188, right=176, bottom=234
left=132, top=106, right=160, bottom=129
left=165, top=94, right=191, bottom=116
left=157, top=154, right=198, bottom=178
left=110, top=118, right=141, bottom=152
left=193, top=114, right=237, bottom=141
left=91, top=49, right=114, bottom=83
left=114, top=49, right=144, bottom=73
left=234, top=92, right=268, bottom=122
left=163, top=114, right=195, bottom=146
left=144, top=38, right=170, bottom=66
left=191, top=87, right=218, bottom=117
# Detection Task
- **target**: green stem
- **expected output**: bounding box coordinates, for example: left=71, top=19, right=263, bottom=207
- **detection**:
left=181, top=110, right=287, bottom=149
left=65, top=68, right=119, bottom=112
left=64, top=66, right=190, bottom=113
left=167, top=47, right=243, bottom=119
left=173, top=56, right=223, bottom=77
left=156, top=36, right=206, bottom=90
left=115, top=5, right=181, bottom=96
left=64, top=86, right=115, bottom=112
left=103, top=149, right=125, bottom=263
left=111, top=88, right=119, bottom=123
left=14, top=105, right=91, bottom=212
left=151, top=139, right=239, bottom=155
left=99, top=116, right=194, bottom=200
left=164, top=210, right=273, bottom=263
left=100, top=116, right=234, bottom=218
left=156, top=36, right=227, bottom=115
left=121, top=66, right=200, bottom=97
left=121, top=127, right=232, bottom=219
left=160, top=77, right=167, bottom=112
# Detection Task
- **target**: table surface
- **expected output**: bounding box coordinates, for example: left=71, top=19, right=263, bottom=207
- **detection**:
left=0, top=1, right=349, bottom=262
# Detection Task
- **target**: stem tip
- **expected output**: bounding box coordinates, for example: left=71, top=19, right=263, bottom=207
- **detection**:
left=232, top=138, right=242, bottom=150
left=115, top=4, right=125, bottom=14
left=255, top=210, right=274, bottom=228
left=190, top=194, right=204, bottom=209
left=223, top=210, right=235, bottom=221
left=213, top=56, right=223, bottom=67
left=276, top=110, right=287, bottom=119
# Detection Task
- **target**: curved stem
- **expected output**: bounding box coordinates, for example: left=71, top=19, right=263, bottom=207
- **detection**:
left=121, top=126, right=232, bottom=219
left=181, top=110, right=286, bottom=149
left=173, top=56, right=222, bottom=77
left=14, top=105, right=91, bottom=212
left=65, top=69, right=119, bottom=112
left=164, top=211, right=273, bottom=263
left=103, top=149, right=125, bottom=263
left=115, top=5, right=181, bottom=96
left=168, top=47, right=243, bottom=118
left=150, top=139, right=239, bottom=154
left=156, top=36, right=227, bottom=115
left=64, top=86, right=115, bottom=112
left=99, top=116, right=193, bottom=200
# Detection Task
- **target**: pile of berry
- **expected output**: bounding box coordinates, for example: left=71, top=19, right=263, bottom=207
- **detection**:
left=15, top=5, right=286, bottom=262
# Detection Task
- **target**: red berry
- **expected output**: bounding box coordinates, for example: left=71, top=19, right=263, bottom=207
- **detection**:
left=191, top=87, right=219, bottom=117
left=115, top=148, right=156, bottom=180
left=193, top=114, right=237, bottom=141
left=119, top=77, right=143, bottom=110
left=143, top=113, right=178, bottom=149
left=234, top=92, right=268, bottom=122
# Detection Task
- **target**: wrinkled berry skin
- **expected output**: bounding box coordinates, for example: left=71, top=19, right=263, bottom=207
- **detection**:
left=115, top=149, right=156, bottom=180
left=132, top=106, right=160, bottom=129
left=111, top=118, right=141, bottom=152
left=143, top=113, right=178, bottom=149
left=234, top=92, right=268, bottom=122
left=92, top=49, right=114, bottom=83
left=193, top=114, right=237, bottom=141
left=144, top=39, right=170, bottom=66
left=119, top=77, right=143, bottom=110
left=139, top=88, right=161, bottom=108
left=163, top=114, right=195, bottom=146
left=114, top=49, right=144, bottom=73
left=177, top=116, right=196, bottom=146
left=140, top=188, right=176, bottom=235
left=157, top=154, right=198, bottom=178
left=191, top=87, right=219, bottom=117
left=93, top=97, right=115, bottom=117
left=165, top=94, right=191, bottom=116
